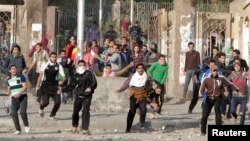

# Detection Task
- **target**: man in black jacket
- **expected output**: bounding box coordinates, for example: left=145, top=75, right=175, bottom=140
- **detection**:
left=217, top=53, right=232, bottom=119
left=63, top=60, right=97, bottom=135
left=228, top=49, right=249, bottom=71
left=218, top=53, right=232, bottom=77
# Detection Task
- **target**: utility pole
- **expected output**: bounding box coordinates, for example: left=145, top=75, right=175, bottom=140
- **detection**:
left=130, top=0, right=134, bottom=24
left=99, top=0, right=103, bottom=46
left=76, top=0, right=85, bottom=62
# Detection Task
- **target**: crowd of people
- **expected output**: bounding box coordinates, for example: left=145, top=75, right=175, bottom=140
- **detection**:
left=1, top=19, right=249, bottom=137
left=1, top=19, right=169, bottom=135
left=184, top=42, right=249, bottom=136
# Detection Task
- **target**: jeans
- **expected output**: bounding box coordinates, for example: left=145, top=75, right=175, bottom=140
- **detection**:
left=183, top=70, right=195, bottom=98
left=11, top=95, right=29, bottom=131
left=126, top=97, right=147, bottom=131
left=72, top=95, right=92, bottom=130
left=188, top=83, right=201, bottom=113
left=201, top=97, right=222, bottom=134
left=220, top=86, right=232, bottom=118
left=230, top=96, right=247, bottom=125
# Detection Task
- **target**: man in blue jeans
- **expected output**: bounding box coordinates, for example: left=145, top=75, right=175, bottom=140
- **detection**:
left=227, top=63, right=249, bottom=125
left=183, top=42, right=200, bottom=100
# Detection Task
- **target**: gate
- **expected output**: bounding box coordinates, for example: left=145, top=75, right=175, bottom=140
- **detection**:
left=0, top=12, right=12, bottom=51
left=196, top=2, right=231, bottom=59
left=51, top=0, right=173, bottom=51
left=53, top=0, right=173, bottom=35
left=120, top=1, right=173, bottom=34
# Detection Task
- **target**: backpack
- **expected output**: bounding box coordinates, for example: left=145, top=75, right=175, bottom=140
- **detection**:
left=231, top=72, right=248, bottom=92
left=130, top=26, right=140, bottom=39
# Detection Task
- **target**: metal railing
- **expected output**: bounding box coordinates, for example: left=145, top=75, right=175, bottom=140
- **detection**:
left=197, top=2, right=230, bottom=13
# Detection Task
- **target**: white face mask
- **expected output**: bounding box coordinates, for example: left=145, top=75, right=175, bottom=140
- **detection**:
left=76, top=66, right=86, bottom=74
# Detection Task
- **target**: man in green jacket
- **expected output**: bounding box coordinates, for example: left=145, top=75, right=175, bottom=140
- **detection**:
left=147, top=54, right=168, bottom=114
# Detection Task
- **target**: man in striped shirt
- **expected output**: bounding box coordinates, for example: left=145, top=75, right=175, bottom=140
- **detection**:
left=7, top=65, right=30, bottom=135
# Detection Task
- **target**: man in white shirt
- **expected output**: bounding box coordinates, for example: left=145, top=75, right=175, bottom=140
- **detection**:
left=27, top=43, right=49, bottom=86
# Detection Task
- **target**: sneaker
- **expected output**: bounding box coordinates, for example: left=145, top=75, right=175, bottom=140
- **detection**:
left=82, top=130, right=91, bottom=135
left=14, top=130, right=21, bottom=135
left=149, top=113, right=155, bottom=119
left=39, top=109, right=44, bottom=117
left=49, top=116, right=57, bottom=120
left=71, top=127, right=77, bottom=133
left=188, top=111, right=192, bottom=114
left=125, top=130, right=130, bottom=133
left=221, top=114, right=225, bottom=119
left=231, top=116, right=237, bottom=124
left=24, top=126, right=30, bottom=133
left=140, top=124, right=146, bottom=129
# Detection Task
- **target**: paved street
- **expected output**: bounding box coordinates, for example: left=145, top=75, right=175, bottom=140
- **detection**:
left=0, top=87, right=249, bottom=141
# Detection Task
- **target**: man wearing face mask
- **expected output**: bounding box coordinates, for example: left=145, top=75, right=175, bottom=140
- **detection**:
left=62, top=60, right=97, bottom=135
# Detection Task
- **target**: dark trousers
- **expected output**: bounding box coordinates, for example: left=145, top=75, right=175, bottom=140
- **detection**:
left=126, top=97, right=147, bottom=131
left=188, top=83, right=201, bottom=113
left=72, top=95, right=92, bottom=130
left=40, top=92, right=61, bottom=117
left=220, top=87, right=232, bottom=118
left=157, top=84, right=165, bottom=114
left=230, top=96, right=247, bottom=125
left=11, top=95, right=29, bottom=131
left=201, top=97, right=222, bottom=134
left=28, top=67, right=39, bottom=87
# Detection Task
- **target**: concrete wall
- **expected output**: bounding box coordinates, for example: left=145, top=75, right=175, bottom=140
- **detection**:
left=166, top=0, right=196, bottom=98
left=91, top=77, right=129, bottom=112
left=46, top=6, right=57, bottom=52
left=230, top=0, right=250, bottom=64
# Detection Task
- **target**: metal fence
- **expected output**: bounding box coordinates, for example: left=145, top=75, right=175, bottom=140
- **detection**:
left=55, top=0, right=173, bottom=36
left=197, top=2, right=230, bottom=13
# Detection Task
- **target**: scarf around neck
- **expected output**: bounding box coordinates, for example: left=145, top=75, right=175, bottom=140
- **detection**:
left=129, top=71, right=148, bottom=87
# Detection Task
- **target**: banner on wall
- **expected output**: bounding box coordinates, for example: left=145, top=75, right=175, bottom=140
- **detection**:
left=30, top=23, right=42, bottom=49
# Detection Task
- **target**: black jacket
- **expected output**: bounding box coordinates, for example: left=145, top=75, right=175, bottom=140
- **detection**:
left=217, top=62, right=232, bottom=77
left=228, top=59, right=249, bottom=71
left=63, top=70, right=97, bottom=96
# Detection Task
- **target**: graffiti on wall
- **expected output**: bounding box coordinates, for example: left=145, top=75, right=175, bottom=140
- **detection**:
left=30, top=23, right=42, bottom=49
left=179, top=14, right=195, bottom=84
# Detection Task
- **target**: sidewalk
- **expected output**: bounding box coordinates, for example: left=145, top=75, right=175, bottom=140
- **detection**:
left=1, top=94, right=249, bottom=141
